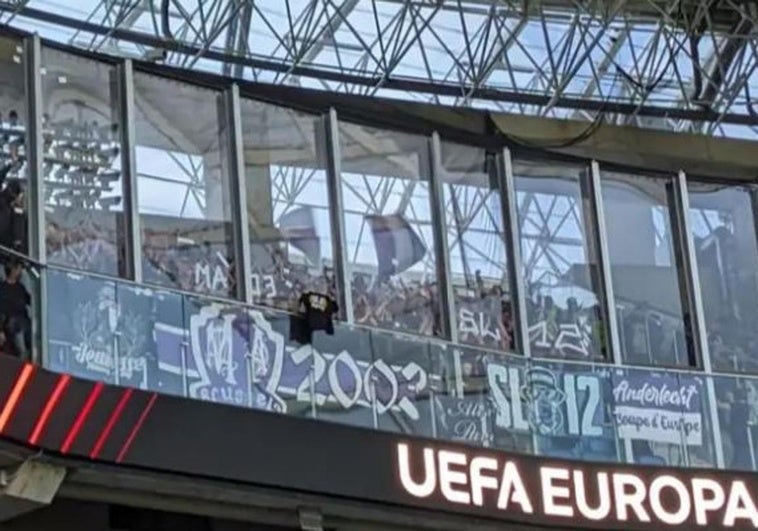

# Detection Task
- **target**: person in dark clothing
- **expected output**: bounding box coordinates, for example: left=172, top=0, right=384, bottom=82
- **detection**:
left=729, top=386, right=753, bottom=470
left=9, top=182, right=25, bottom=253
left=0, top=260, right=31, bottom=358
left=0, top=165, right=25, bottom=253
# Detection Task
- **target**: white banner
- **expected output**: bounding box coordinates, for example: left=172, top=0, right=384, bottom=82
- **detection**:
left=614, top=405, right=702, bottom=445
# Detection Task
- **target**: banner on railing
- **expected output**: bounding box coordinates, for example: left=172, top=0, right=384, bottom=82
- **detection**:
left=487, top=361, right=608, bottom=438
left=46, top=271, right=150, bottom=388
left=153, top=304, right=252, bottom=406
left=150, top=301, right=432, bottom=426
left=46, top=270, right=706, bottom=452
left=612, top=373, right=703, bottom=445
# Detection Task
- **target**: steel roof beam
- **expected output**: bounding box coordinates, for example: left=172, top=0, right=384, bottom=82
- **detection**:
left=3, top=0, right=758, bottom=136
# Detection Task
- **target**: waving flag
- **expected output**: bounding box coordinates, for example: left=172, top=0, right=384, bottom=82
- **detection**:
left=278, top=206, right=321, bottom=265
left=367, top=213, right=427, bottom=279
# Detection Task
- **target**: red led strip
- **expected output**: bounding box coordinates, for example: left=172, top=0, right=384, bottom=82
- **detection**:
left=0, top=364, right=35, bottom=434
left=29, top=374, right=71, bottom=445
left=90, top=388, right=133, bottom=459
left=116, top=392, right=157, bottom=463
left=60, top=381, right=104, bottom=454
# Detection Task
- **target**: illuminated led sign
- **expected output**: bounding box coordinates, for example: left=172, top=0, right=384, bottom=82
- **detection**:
left=395, top=442, right=758, bottom=529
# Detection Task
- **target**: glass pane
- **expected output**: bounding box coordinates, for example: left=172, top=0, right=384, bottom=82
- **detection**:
left=483, top=352, right=534, bottom=453
left=0, top=37, right=29, bottom=254
left=433, top=346, right=497, bottom=448
left=440, top=142, right=514, bottom=351
left=311, top=324, right=375, bottom=428
left=48, top=270, right=194, bottom=392
left=41, top=47, right=124, bottom=276
left=249, top=307, right=315, bottom=419
left=47, top=269, right=119, bottom=383
left=529, top=359, right=621, bottom=462
left=612, top=367, right=707, bottom=467
left=372, top=331, right=434, bottom=437
left=339, top=123, right=438, bottom=336
left=239, top=99, right=333, bottom=310
left=688, top=183, right=758, bottom=373
left=515, top=161, right=606, bottom=360
left=133, top=73, right=236, bottom=298
left=692, top=375, right=718, bottom=468
left=120, top=283, right=186, bottom=397
left=713, top=375, right=758, bottom=471
left=600, top=170, right=692, bottom=367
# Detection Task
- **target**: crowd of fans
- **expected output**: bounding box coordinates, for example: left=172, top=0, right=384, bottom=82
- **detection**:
left=524, top=294, right=603, bottom=359
left=0, top=260, right=31, bottom=358
left=708, top=314, right=758, bottom=373
left=141, top=238, right=236, bottom=297
left=694, top=217, right=758, bottom=373
left=353, top=274, right=439, bottom=336
left=136, top=245, right=691, bottom=368
left=0, top=110, right=31, bottom=359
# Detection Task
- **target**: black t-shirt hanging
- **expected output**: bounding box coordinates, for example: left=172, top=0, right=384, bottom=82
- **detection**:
left=290, top=291, right=339, bottom=344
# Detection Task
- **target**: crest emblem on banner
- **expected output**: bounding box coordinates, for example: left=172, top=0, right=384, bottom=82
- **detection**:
left=520, top=367, right=566, bottom=435
left=189, top=305, right=247, bottom=405
left=204, top=315, right=236, bottom=385
left=247, top=310, right=287, bottom=412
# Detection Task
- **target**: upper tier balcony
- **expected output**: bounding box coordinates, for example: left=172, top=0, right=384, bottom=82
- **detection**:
left=0, top=242, right=752, bottom=475
left=0, top=25, right=753, bottom=490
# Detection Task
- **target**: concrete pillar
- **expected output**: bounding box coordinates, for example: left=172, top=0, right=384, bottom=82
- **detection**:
left=245, top=163, right=274, bottom=230
left=0, top=460, right=66, bottom=522
left=202, top=149, right=231, bottom=221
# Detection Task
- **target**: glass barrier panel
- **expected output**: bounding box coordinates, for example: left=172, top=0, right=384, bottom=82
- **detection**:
left=310, top=324, right=374, bottom=428
left=239, top=99, right=334, bottom=312
left=438, top=347, right=534, bottom=453
left=39, top=267, right=739, bottom=471
left=247, top=305, right=315, bottom=419
left=338, top=122, right=440, bottom=337
left=133, top=73, right=237, bottom=298
left=47, top=268, right=118, bottom=383
left=371, top=330, right=435, bottom=437
left=610, top=366, right=707, bottom=467
left=684, top=374, right=719, bottom=468
left=439, top=142, right=515, bottom=352
left=712, top=374, right=758, bottom=471
left=182, top=294, right=253, bottom=408
left=529, top=359, right=621, bottom=463
left=688, top=182, right=758, bottom=374
left=432, top=345, right=496, bottom=448
left=117, top=282, right=185, bottom=397
left=46, top=270, right=191, bottom=393
left=26, top=259, right=41, bottom=364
